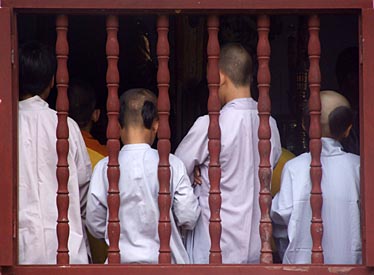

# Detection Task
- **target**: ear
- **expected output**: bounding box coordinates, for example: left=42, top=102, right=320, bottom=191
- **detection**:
left=152, top=119, right=159, bottom=134
left=50, top=76, right=55, bottom=89
left=219, top=70, right=226, bottom=86
left=91, top=109, right=100, bottom=123
left=343, top=124, right=353, bottom=138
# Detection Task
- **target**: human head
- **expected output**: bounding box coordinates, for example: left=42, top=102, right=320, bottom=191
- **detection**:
left=303, top=90, right=353, bottom=141
left=19, top=41, right=57, bottom=100
left=68, top=80, right=99, bottom=131
left=218, top=43, right=253, bottom=104
left=119, top=88, right=158, bottom=145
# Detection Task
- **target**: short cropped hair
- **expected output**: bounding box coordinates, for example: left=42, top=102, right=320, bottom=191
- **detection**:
left=219, top=43, right=253, bottom=87
left=68, top=80, right=97, bottom=129
left=119, top=88, right=158, bottom=129
left=19, top=41, right=57, bottom=97
left=328, top=106, right=354, bottom=140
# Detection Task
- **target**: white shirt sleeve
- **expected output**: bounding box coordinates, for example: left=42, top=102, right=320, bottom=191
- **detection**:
left=175, top=116, right=209, bottom=180
left=172, top=159, right=201, bottom=230
left=271, top=162, right=294, bottom=226
left=86, top=159, right=108, bottom=240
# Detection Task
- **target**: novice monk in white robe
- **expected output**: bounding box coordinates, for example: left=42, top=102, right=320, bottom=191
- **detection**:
left=86, top=88, right=200, bottom=264
left=18, top=42, right=91, bottom=264
left=271, top=90, right=361, bottom=264
left=175, top=44, right=282, bottom=264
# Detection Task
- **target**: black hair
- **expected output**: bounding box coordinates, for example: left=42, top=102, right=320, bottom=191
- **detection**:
left=302, top=104, right=353, bottom=140
left=19, top=41, right=57, bottom=98
left=328, top=106, right=354, bottom=140
left=219, top=43, right=253, bottom=87
left=119, top=88, right=158, bottom=129
left=68, top=79, right=97, bottom=129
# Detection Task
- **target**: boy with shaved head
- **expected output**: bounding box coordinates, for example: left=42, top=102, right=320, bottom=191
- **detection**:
left=271, top=90, right=361, bottom=264
left=175, top=43, right=282, bottom=263
left=86, top=88, right=200, bottom=263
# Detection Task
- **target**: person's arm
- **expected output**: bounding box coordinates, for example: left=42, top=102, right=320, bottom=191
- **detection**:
left=69, top=119, right=92, bottom=221
left=271, top=163, right=293, bottom=226
left=86, top=159, right=108, bottom=240
left=270, top=163, right=293, bottom=260
left=270, top=117, right=282, bottom=168
left=172, top=160, right=201, bottom=230
left=175, top=116, right=209, bottom=181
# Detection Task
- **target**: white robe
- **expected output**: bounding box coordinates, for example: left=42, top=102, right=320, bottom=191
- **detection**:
left=18, top=95, right=91, bottom=264
left=271, top=137, right=361, bottom=264
left=175, top=98, right=282, bottom=264
left=86, top=143, right=201, bottom=264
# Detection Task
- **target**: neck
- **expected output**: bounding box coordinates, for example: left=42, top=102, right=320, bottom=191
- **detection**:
left=20, top=88, right=50, bottom=101
left=224, top=84, right=251, bottom=104
left=121, top=127, right=154, bottom=146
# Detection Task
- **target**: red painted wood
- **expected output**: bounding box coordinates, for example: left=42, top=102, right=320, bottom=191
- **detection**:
left=55, top=14, right=70, bottom=265
left=207, top=15, right=222, bottom=264
left=307, top=14, right=323, bottom=264
left=0, top=7, right=16, bottom=266
left=156, top=15, right=172, bottom=264
left=8, top=265, right=374, bottom=275
left=361, top=8, right=374, bottom=267
left=257, top=14, right=273, bottom=264
left=105, top=15, right=121, bottom=264
left=1, top=0, right=371, bottom=10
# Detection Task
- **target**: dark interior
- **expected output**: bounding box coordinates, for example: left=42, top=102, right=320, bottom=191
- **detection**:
left=17, top=13, right=359, bottom=155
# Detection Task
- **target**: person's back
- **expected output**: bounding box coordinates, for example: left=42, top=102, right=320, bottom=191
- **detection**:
left=18, top=42, right=91, bottom=264
left=175, top=44, right=282, bottom=264
left=271, top=90, right=361, bottom=264
left=86, top=88, right=200, bottom=263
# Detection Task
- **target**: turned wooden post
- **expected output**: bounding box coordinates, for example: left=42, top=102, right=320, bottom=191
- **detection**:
left=106, top=15, right=121, bottom=264
left=257, top=14, right=273, bottom=264
left=308, top=14, right=324, bottom=264
left=56, top=14, right=70, bottom=265
left=207, top=15, right=222, bottom=264
left=156, top=15, right=172, bottom=264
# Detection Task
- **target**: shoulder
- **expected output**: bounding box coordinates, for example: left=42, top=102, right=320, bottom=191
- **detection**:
left=192, top=115, right=209, bottom=129
left=283, top=152, right=311, bottom=171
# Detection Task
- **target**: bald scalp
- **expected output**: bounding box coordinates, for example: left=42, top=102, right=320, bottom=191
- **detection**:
left=303, top=90, right=353, bottom=140
left=321, top=90, right=353, bottom=139
left=119, top=88, right=158, bottom=129
left=219, top=43, right=253, bottom=87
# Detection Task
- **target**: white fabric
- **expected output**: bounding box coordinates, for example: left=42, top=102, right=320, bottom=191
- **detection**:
left=175, top=98, right=282, bottom=264
left=271, top=137, right=361, bottom=264
left=18, top=95, right=92, bottom=264
left=86, top=143, right=200, bottom=264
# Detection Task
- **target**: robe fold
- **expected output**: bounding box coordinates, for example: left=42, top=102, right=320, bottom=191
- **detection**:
left=271, top=137, right=361, bottom=264
left=18, top=95, right=91, bottom=264
left=175, top=98, right=282, bottom=264
left=86, top=143, right=201, bottom=264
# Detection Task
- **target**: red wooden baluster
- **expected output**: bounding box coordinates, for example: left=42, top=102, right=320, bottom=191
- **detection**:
left=157, top=15, right=172, bottom=264
left=257, top=14, right=273, bottom=264
left=308, top=14, right=324, bottom=264
left=207, top=15, right=222, bottom=264
left=56, top=14, right=70, bottom=265
left=106, top=15, right=121, bottom=264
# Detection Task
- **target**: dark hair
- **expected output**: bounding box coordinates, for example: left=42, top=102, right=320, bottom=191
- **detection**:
left=302, top=104, right=353, bottom=140
left=328, top=106, right=354, bottom=140
left=119, top=88, right=158, bottom=129
left=219, top=43, right=253, bottom=87
left=68, top=80, right=97, bottom=129
left=19, top=41, right=57, bottom=97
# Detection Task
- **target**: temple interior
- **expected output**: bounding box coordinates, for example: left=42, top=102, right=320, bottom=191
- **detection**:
left=17, top=13, right=359, bottom=155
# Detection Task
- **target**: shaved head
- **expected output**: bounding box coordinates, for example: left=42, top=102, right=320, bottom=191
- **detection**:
left=219, top=43, right=253, bottom=87
left=119, top=88, right=158, bottom=130
left=320, top=90, right=353, bottom=139
left=303, top=90, right=353, bottom=140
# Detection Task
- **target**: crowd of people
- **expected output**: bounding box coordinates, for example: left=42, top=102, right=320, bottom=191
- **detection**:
left=17, top=41, right=361, bottom=265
